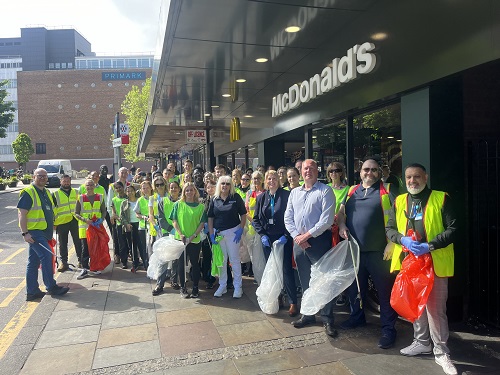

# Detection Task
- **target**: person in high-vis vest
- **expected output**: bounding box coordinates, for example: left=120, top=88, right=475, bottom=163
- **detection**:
left=74, top=178, right=107, bottom=279
left=52, top=174, right=81, bottom=271
left=17, top=168, right=70, bottom=301
left=107, top=167, right=129, bottom=264
left=337, top=158, right=398, bottom=350
left=171, top=182, right=207, bottom=299
left=110, top=181, right=129, bottom=269
left=79, top=170, right=106, bottom=197
left=134, top=180, right=154, bottom=268
left=385, top=163, right=457, bottom=375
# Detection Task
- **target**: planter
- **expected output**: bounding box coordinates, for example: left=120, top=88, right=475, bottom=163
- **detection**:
left=8, top=182, right=18, bottom=188
left=0, top=184, right=5, bottom=191
left=22, top=179, right=32, bottom=185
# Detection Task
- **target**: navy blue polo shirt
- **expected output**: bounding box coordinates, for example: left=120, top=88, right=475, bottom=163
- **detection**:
left=207, top=193, right=246, bottom=231
left=344, top=182, right=394, bottom=252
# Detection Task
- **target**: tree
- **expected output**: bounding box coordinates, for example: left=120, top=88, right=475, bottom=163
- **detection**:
left=0, top=80, right=16, bottom=138
left=12, top=133, right=34, bottom=168
left=120, top=78, right=151, bottom=162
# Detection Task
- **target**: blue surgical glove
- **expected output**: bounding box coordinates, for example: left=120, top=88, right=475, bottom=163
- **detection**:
left=233, top=226, right=243, bottom=243
left=95, top=218, right=103, bottom=226
left=400, top=236, right=414, bottom=249
left=154, top=224, right=160, bottom=232
left=261, top=235, right=270, bottom=247
left=210, top=233, right=218, bottom=245
left=278, top=235, right=287, bottom=245
left=409, top=242, right=430, bottom=256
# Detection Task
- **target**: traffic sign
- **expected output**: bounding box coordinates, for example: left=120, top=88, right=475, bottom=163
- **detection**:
left=112, top=138, right=122, bottom=148
left=120, top=123, right=129, bottom=135
left=186, top=129, right=206, bottom=143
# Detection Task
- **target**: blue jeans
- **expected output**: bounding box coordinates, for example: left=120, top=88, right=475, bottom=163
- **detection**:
left=26, top=234, right=56, bottom=294
left=345, top=251, right=398, bottom=338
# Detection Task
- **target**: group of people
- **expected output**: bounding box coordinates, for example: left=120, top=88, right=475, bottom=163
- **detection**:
left=18, top=156, right=458, bottom=375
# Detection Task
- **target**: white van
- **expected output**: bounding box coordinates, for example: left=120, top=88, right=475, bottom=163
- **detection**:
left=37, top=159, right=73, bottom=187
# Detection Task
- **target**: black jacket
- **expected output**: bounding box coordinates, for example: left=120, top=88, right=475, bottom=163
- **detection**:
left=252, top=187, right=290, bottom=240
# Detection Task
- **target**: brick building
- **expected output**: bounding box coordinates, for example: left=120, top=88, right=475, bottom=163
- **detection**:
left=17, top=69, right=150, bottom=172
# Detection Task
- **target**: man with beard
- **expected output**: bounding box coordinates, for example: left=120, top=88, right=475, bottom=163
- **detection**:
left=385, top=163, right=457, bottom=375
left=193, top=167, right=205, bottom=199
left=53, top=175, right=81, bottom=271
left=337, top=158, right=398, bottom=349
left=98, top=165, right=112, bottom=192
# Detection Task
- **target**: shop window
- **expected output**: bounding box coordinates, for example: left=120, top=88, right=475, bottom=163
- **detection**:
left=36, top=143, right=46, bottom=154
left=312, top=119, right=347, bottom=180
left=353, top=103, right=402, bottom=184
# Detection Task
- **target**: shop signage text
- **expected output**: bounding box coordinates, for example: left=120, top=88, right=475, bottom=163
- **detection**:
left=272, top=42, right=377, bottom=117
left=187, top=130, right=207, bottom=143
left=102, top=71, right=146, bottom=81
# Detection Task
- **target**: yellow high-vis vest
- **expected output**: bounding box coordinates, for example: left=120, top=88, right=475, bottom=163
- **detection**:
left=19, top=185, right=55, bottom=230
left=54, top=188, right=78, bottom=225
left=78, top=194, right=103, bottom=239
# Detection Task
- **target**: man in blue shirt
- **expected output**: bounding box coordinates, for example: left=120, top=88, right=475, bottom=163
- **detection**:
left=284, top=159, right=336, bottom=337
left=17, top=168, right=70, bottom=301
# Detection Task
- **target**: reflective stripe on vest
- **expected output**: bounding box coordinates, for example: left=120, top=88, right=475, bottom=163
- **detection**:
left=390, top=191, right=454, bottom=277
left=173, top=201, right=205, bottom=243
left=78, top=194, right=103, bottom=238
left=137, top=196, right=149, bottom=229
left=19, top=185, right=54, bottom=230
left=54, top=188, right=78, bottom=225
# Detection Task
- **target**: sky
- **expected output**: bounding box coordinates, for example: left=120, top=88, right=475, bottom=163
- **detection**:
left=1, top=0, right=162, bottom=54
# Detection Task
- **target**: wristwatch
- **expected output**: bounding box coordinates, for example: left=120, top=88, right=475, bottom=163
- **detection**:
left=21, top=232, right=29, bottom=236
left=428, top=243, right=435, bottom=251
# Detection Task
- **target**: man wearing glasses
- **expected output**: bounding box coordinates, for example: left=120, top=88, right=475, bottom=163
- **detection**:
left=337, top=158, right=398, bottom=349
left=17, top=168, right=70, bottom=301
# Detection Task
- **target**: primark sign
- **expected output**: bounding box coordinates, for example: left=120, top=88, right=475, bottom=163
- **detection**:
left=272, top=42, right=377, bottom=117
left=102, top=71, right=147, bottom=81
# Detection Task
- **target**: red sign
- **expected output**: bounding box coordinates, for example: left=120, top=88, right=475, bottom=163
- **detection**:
left=121, top=134, right=129, bottom=145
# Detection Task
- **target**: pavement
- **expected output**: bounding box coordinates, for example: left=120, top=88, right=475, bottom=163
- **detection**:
left=1, top=247, right=499, bottom=375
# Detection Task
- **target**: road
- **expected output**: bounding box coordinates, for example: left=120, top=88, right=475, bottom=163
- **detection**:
left=0, top=181, right=82, bottom=360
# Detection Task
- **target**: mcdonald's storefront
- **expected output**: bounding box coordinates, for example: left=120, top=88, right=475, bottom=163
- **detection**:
left=140, top=0, right=500, bottom=327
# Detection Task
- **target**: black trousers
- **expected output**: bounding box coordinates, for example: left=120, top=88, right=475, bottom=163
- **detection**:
left=56, top=218, right=81, bottom=263
left=178, top=242, right=201, bottom=288
left=81, top=238, right=90, bottom=270
left=116, top=225, right=129, bottom=266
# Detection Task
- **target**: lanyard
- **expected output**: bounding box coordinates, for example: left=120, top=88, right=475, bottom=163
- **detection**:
left=270, top=193, right=275, bottom=218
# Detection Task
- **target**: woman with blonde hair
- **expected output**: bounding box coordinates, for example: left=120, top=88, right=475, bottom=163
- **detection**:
left=207, top=176, right=247, bottom=298
left=171, top=182, right=206, bottom=298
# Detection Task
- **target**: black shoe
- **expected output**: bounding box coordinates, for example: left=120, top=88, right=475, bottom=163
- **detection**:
left=340, top=318, right=367, bottom=330
left=152, top=286, right=163, bottom=296
left=324, top=323, right=338, bottom=338
left=291, top=315, right=316, bottom=328
left=26, top=290, right=46, bottom=301
left=191, top=287, right=199, bottom=298
left=180, top=288, right=190, bottom=298
left=378, top=334, right=396, bottom=349
left=171, top=282, right=180, bottom=290
left=206, top=282, right=214, bottom=289
left=227, top=283, right=234, bottom=290
left=47, top=285, right=69, bottom=296
left=122, top=264, right=128, bottom=269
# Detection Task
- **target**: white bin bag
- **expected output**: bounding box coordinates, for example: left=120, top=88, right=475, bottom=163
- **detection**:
left=300, top=235, right=360, bottom=316
left=147, top=236, right=185, bottom=280
left=244, top=230, right=266, bottom=285
left=256, top=241, right=284, bottom=314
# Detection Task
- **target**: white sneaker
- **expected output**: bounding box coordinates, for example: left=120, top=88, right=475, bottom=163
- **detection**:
left=233, top=288, right=243, bottom=298
left=77, top=269, right=89, bottom=280
left=400, top=340, right=432, bottom=356
left=214, top=286, right=227, bottom=298
left=435, top=354, right=458, bottom=375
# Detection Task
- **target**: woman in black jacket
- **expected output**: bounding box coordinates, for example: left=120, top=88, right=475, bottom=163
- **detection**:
left=253, top=170, right=298, bottom=317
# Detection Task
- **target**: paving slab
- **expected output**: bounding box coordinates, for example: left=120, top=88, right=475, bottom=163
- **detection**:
left=153, top=291, right=203, bottom=312
left=108, top=275, right=152, bottom=292
left=162, top=359, right=239, bottom=375
left=158, top=320, right=224, bottom=356
left=294, top=340, right=366, bottom=366
left=104, top=288, right=155, bottom=314
left=92, top=339, right=161, bottom=369
left=157, top=306, right=211, bottom=327
left=101, top=308, right=157, bottom=330
left=233, top=349, right=307, bottom=375
left=277, top=361, right=353, bottom=374
left=97, top=322, right=159, bottom=348
left=44, top=308, right=104, bottom=331
left=19, top=342, right=96, bottom=375
left=217, top=319, right=283, bottom=346
left=35, top=324, right=100, bottom=349
left=53, top=288, right=108, bottom=311
left=205, top=301, right=268, bottom=327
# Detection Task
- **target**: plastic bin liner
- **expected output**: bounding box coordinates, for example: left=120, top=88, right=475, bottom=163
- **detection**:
left=256, top=241, right=284, bottom=314
left=243, top=229, right=266, bottom=285
left=300, top=235, right=360, bottom=316
left=211, top=236, right=224, bottom=276
left=147, top=235, right=185, bottom=280
left=87, top=224, right=111, bottom=271
left=390, top=251, right=434, bottom=322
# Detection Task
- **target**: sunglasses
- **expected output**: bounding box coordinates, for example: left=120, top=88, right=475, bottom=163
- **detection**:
left=329, top=169, right=342, bottom=173
left=241, top=178, right=250, bottom=181
left=155, top=183, right=165, bottom=187
left=362, top=167, right=379, bottom=173
left=220, top=182, right=231, bottom=186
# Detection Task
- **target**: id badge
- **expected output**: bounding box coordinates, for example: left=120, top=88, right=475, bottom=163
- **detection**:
left=415, top=212, right=423, bottom=221
left=268, top=218, right=274, bottom=225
